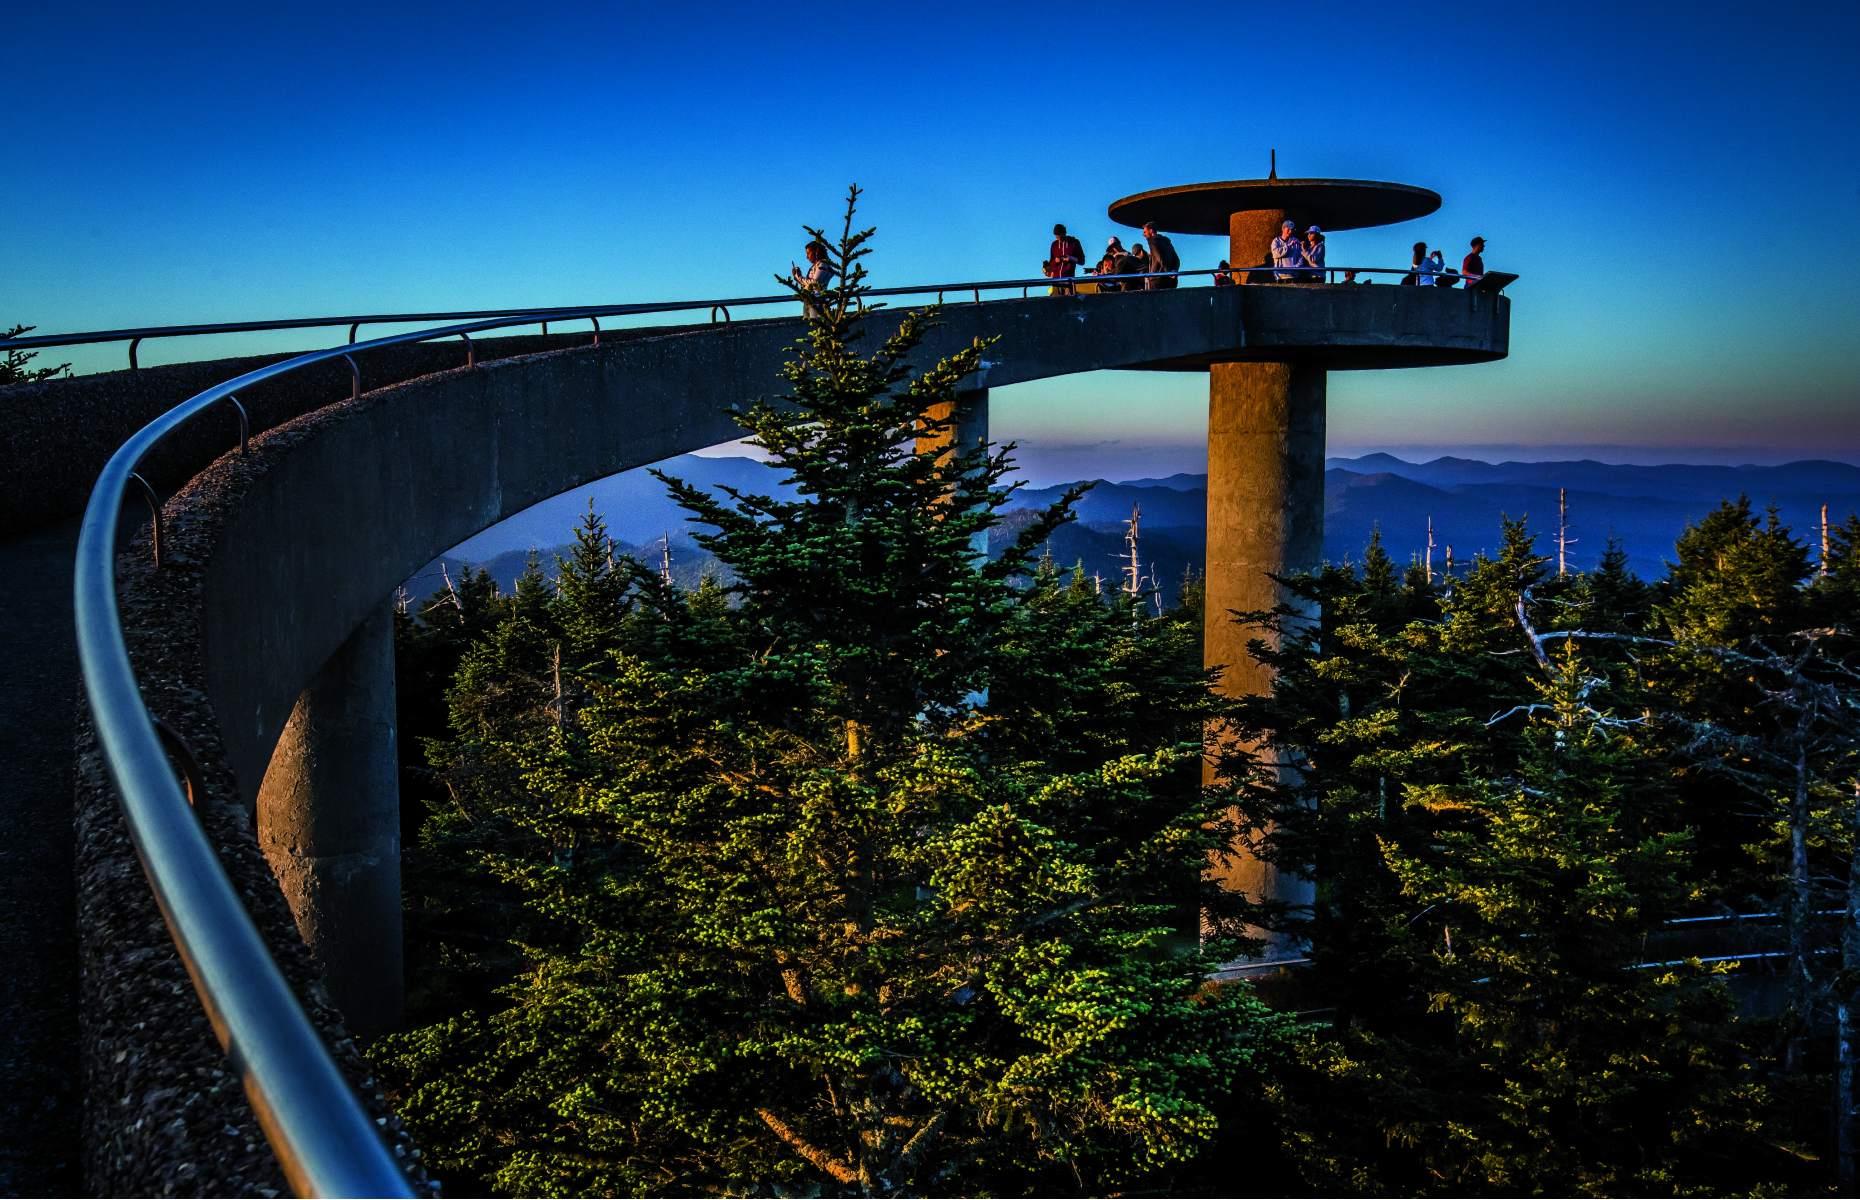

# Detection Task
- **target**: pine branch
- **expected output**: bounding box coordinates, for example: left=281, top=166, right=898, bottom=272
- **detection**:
left=755, top=1108, right=859, bottom=1185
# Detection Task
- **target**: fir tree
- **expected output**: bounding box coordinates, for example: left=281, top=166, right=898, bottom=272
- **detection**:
left=0, top=323, right=69, bottom=386
left=377, top=188, right=1298, bottom=1196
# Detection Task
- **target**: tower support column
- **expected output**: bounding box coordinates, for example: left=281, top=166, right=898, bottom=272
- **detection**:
left=256, top=606, right=403, bottom=1035
left=1203, top=361, right=1325, bottom=956
left=916, top=388, right=990, bottom=556
left=1230, top=208, right=1289, bottom=277
left=915, top=388, right=990, bottom=467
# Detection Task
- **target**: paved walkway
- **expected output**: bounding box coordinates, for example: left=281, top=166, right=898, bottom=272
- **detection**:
left=0, top=519, right=80, bottom=1196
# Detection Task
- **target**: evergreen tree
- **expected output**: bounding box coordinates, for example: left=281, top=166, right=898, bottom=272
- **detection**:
left=1366, top=645, right=1775, bottom=1194
left=377, top=189, right=1298, bottom=1196
left=0, top=323, right=69, bottom=385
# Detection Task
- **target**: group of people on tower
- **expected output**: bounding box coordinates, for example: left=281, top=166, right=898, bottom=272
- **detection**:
left=1042, top=218, right=1487, bottom=291
left=789, top=221, right=1488, bottom=305
left=1401, top=235, right=1486, bottom=287
left=1045, top=222, right=1180, bottom=293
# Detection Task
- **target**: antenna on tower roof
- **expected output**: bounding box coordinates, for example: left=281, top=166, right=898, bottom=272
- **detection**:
left=1269, top=148, right=1277, bottom=179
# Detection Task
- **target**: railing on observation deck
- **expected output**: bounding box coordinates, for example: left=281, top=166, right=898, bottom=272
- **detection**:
left=11, top=262, right=1509, bottom=1197
left=1, top=265, right=1502, bottom=371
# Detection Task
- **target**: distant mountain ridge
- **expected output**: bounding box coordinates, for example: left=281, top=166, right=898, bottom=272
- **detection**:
left=418, top=453, right=1860, bottom=603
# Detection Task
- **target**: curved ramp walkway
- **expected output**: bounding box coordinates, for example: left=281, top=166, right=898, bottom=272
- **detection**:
left=5, top=279, right=1508, bottom=1193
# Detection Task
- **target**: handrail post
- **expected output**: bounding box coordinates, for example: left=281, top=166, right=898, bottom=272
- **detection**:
left=459, top=331, right=474, bottom=369
left=347, top=322, right=361, bottom=344
left=126, top=471, right=162, bottom=567
left=590, top=316, right=600, bottom=346
left=342, top=353, right=360, bottom=401
left=129, top=337, right=141, bottom=371
left=228, top=394, right=249, bottom=456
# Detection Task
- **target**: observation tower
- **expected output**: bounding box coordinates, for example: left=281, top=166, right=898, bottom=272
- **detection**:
left=1110, top=162, right=1479, bottom=951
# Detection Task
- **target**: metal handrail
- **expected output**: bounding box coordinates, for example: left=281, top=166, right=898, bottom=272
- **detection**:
left=2, top=265, right=1496, bottom=368
left=67, top=262, right=1507, bottom=1195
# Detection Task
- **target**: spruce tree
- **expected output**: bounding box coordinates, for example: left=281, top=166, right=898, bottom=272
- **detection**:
left=376, top=188, right=1297, bottom=1196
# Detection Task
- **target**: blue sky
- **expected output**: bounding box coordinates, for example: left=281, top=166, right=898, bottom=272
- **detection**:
left=5, top=0, right=1857, bottom=480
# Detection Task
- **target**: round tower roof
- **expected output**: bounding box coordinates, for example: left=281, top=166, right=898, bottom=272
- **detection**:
left=1109, top=178, right=1441, bottom=235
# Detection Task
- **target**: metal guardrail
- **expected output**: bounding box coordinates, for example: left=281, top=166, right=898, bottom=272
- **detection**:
left=1, top=265, right=1498, bottom=371
left=57, top=263, right=1507, bottom=1196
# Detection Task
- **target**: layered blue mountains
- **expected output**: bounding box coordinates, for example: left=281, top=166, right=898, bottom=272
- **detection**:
left=410, top=453, right=1860, bottom=608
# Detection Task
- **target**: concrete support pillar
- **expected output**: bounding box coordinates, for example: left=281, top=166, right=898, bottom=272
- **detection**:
left=1203, top=361, right=1325, bottom=957
left=256, top=607, right=402, bottom=1035
left=915, top=387, right=990, bottom=468
left=916, top=388, right=990, bottom=556
left=1230, top=208, right=1289, bottom=276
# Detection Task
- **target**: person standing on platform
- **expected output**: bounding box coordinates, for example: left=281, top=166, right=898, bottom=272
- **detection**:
left=790, top=239, right=835, bottom=317
left=1045, top=223, right=1085, bottom=295
left=1402, top=241, right=1428, bottom=285
left=1461, top=236, right=1487, bottom=288
left=1303, top=225, right=1327, bottom=282
left=1271, top=219, right=1307, bottom=282
left=1429, top=248, right=1454, bottom=287
left=1416, top=245, right=1440, bottom=286
left=1141, top=221, right=1179, bottom=289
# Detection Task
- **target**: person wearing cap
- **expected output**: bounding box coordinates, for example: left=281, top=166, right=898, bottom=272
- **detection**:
left=1461, top=236, right=1487, bottom=288
left=1302, top=225, right=1327, bottom=283
left=1271, top=219, right=1307, bottom=282
left=1141, top=221, right=1180, bottom=290
left=1116, top=241, right=1146, bottom=283
left=1097, top=236, right=1127, bottom=291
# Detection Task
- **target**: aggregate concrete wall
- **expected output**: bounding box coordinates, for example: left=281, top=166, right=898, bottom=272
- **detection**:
left=68, top=282, right=1507, bottom=1192
left=0, top=324, right=699, bottom=532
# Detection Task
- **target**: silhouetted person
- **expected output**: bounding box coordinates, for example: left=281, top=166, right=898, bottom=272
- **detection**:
left=1461, top=236, right=1487, bottom=288
left=1213, top=259, right=1236, bottom=286
left=790, top=240, right=835, bottom=316
left=1046, top=223, right=1085, bottom=295
left=1402, top=241, right=1428, bottom=285
left=1115, top=242, right=1145, bottom=283
left=1097, top=237, right=1127, bottom=290
left=1271, top=219, right=1307, bottom=282
left=1141, top=222, right=1179, bottom=289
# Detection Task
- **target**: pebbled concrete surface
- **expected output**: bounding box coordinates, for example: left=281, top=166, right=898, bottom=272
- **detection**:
left=0, top=518, right=80, bottom=1197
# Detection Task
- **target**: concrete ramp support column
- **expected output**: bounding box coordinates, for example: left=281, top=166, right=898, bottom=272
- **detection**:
left=1203, top=361, right=1325, bottom=956
left=916, top=388, right=991, bottom=555
left=915, top=387, right=990, bottom=468
left=255, top=606, right=402, bottom=1035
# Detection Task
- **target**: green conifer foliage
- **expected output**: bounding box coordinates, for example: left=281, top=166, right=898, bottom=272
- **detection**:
left=376, top=189, right=1297, bottom=1196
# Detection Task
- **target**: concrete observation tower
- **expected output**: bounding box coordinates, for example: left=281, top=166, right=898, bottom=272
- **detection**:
left=1109, top=165, right=1466, bottom=948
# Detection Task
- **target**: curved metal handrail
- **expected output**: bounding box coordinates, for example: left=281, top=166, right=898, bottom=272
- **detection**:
left=66, top=263, right=1508, bottom=1195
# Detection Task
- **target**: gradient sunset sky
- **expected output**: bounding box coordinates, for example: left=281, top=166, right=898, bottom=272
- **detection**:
left=5, top=0, right=1856, bottom=482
